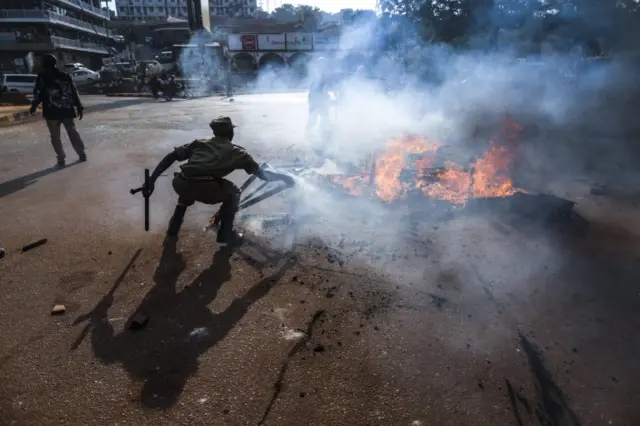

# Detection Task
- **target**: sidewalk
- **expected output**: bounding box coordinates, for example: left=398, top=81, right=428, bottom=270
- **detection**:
left=0, top=96, right=147, bottom=126
left=0, top=105, right=40, bottom=125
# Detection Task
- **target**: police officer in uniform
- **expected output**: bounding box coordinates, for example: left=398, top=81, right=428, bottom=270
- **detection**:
left=143, top=117, right=294, bottom=244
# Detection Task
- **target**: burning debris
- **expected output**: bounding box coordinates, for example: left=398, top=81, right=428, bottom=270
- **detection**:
left=317, top=118, right=586, bottom=233
left=327, top=118, right=523, bottom=205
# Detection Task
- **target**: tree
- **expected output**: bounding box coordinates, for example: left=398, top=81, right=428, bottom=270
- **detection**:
left=271, top=4, right=298, bottom=21
left=269, top=4, right=322, bottom=29
left=378, top=0, right=640, bottom=49
left=297, top=5, right=322, bottom=30
left=253, top=7, right=270, bottom=19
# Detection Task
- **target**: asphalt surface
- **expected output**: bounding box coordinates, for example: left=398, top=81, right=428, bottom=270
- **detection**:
left=0, top=94, right=639, bottom=426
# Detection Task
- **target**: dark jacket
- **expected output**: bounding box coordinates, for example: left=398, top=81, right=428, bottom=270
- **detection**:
left=32, top=68, right=83, bottom=121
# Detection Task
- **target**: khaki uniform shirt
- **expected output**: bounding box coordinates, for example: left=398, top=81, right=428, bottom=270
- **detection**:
left=174, top=137, right=260, bottom=179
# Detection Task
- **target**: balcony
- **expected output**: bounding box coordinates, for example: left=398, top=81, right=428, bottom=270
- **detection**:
left=0, top=33, right=108, bottom=54
left=52, top=0, right=110, bottom=19
left=0, top=33, right=54, bottom=51
left=52, top=36, right=109, bottom=54
left=0, top=10, right=110, bottom=37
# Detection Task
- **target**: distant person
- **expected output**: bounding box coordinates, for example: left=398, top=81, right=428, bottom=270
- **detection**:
left=30, top=54, right=86, bottom=168
left=149, top=75, right=160, bottom=99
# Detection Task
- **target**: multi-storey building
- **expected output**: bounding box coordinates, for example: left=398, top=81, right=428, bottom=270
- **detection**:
left=114, top=0, right=257, bottom=20
left=0, top=0, right=112, bottom=71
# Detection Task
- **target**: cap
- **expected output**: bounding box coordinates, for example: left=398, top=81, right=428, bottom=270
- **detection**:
left=209, top=116, right=236, bottom=130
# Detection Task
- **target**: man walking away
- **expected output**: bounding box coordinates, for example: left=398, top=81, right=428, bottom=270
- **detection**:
left=30, top=54, right=86, bottom=168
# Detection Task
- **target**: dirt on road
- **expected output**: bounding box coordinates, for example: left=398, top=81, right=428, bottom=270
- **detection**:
left=0, top=94, right=638, bottom=426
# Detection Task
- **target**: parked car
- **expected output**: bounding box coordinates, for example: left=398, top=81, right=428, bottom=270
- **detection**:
left=1, top=73, right=37, bottom=94
left=63, top=63, right=86, bottom=72
left=71, top=68, right=99, bottom=84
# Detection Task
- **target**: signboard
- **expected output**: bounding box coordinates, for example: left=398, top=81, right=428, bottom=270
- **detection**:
left=228, top=34, right=243, bottom=50
left=258, top=34, right=285, bottom=50
left=313, top=34, right=339, bottom=50
left=241, top=34, right=257, bottom=50
left=286, top=33, right=313, bottom=50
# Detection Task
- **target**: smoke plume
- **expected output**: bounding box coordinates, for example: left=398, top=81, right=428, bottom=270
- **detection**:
left=183, top=3, right=638, bottom=311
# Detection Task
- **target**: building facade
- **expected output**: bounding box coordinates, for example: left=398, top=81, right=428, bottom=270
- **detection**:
left=0, top=0, right=112, bottom=71
left=114, top=0, right=257, bottom=20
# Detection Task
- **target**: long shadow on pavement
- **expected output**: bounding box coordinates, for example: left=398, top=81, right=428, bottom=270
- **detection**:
left=0, top=162, right=79, bottom=199
left=74, top=237, right=295, bottom=408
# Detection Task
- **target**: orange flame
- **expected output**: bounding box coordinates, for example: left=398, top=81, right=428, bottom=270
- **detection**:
left=327, top=118, right=524, bottom=204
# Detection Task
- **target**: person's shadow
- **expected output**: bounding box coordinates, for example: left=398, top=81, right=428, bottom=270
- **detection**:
left=73, top=237, right=294, bottom=408
left=0, top=163, right=79, bottom=199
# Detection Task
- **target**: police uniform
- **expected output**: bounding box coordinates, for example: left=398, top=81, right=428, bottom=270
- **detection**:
left=167, top=117, right=259, bottom=242
left=172, top=137, right=259, bottom=205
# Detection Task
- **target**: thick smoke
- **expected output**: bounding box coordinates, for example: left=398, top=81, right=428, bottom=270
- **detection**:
left=217, top=3, right=637, bottom=293
left=179, top=31, right=224, bottom=94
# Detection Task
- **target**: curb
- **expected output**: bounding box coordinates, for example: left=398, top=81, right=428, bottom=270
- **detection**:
left=0, top=109, right=40, bottom=125
left=106, top=93, right=153, bottom=98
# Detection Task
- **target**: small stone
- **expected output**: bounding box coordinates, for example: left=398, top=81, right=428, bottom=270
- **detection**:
left=129, top=314, right=148, bottom=330
left=313, top=344, right=325, bottom=353
left=108, top=251, right=113, bottom=255
left=0, top=248, right=5, bottom=259
left=299, top=392, right=305, bottom=398
left=51, top=304, right=66, bottom=315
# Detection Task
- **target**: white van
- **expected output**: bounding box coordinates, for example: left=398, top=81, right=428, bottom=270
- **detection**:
left=1, top=74, right=38, bottom=94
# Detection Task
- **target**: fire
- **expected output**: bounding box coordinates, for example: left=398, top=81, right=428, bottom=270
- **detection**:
left=375, top=135, right=439, bottom=202
left=327, top=118, right=524, bottom=205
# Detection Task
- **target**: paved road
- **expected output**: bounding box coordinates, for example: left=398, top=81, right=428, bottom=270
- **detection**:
left=0, top=94, right=638, bottom=426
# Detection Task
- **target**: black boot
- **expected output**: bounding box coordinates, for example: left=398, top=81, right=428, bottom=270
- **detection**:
left=167, top=203, right=188, bottom=237
left=215, top=197, right=242, bottom=245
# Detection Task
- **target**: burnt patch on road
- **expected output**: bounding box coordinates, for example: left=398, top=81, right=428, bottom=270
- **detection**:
left=518, top=332, right=582, bottom=426
left=258, top=310, right=325, bottom=426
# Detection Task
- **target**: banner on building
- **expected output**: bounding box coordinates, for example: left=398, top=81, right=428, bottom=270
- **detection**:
left=313, top=34, right=340, bottom=50
left=228, top=34, right=257, bottom=50
left=258, top=34, right=285, bottom=50
left=286, top=33, right=313, bottom=50
left=241, top=34, right=258, bottom=50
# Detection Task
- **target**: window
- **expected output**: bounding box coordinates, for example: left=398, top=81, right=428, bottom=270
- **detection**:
left=6, top=75, right=37, bottom=84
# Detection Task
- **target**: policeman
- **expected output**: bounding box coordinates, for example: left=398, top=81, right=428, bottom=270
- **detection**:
left=143, top=117, right=295, bottom=244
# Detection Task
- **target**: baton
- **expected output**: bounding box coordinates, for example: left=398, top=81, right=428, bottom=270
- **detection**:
left=130, top=168, right=150, bottom=231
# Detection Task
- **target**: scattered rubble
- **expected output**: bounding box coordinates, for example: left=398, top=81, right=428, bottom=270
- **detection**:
left=22, top=238, right=47, bottom=253
left=51, top=304, right=66, bottom=315
left=129, top=314, right=148, bottom=330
